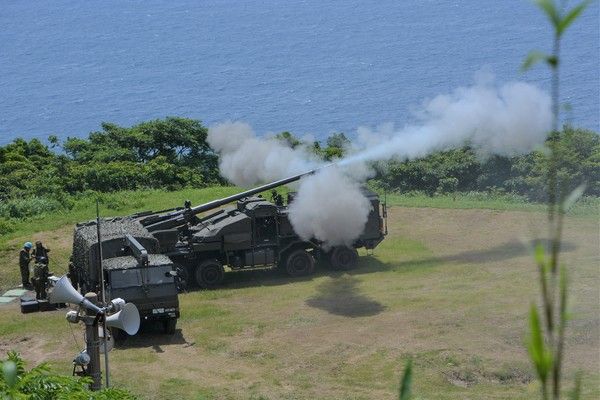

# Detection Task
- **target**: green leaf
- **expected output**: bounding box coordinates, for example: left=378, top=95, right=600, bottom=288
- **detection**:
left=522, top=50, right=550, bottom=71
left=527, top=304, right=552, bottom=382
left=558, top=0, right=593, bottom=36
left=2, top=360, right=17, bottom=388
left=399, top=359, right=413, bottom=400
left=534, top=241, right=546, bottom=268
left=547, top=55, right=558, bottom=67
left=563, top=183, right=586, bottom=212
left=534, top=0, right=561, bottom=29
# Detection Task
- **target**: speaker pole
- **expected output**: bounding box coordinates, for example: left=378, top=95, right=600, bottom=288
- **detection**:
left=84, top=292, right=102, bottom=391
left=95, top=200, right=110, bottom=388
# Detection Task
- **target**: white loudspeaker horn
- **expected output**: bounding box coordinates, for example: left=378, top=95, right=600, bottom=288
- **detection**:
left=49, top=275, right=103, bottom=314
left=105, top=303, right=140, bottom=336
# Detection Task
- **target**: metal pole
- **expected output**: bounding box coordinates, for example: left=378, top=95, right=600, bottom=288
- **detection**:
left=84, top=293, right=102, bottom=391
left=95, top=200, right=110, bottom=388
left=95, top=200, right=105, bottom=303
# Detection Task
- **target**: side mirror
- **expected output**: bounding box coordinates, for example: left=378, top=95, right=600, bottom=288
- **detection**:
left=165, top=271, right=177, bottom=277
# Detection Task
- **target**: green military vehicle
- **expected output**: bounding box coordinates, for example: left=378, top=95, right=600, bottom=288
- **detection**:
left=130, top=169, right=387, bottom=288
left=71, top=167, right=386, bottom=331
left=71, top=221, right=180, bottom=335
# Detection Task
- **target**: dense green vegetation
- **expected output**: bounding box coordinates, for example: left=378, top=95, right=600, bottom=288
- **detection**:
left=1, top=351, right=136, bottom=399
left=0, top=117, right=597, bottom=233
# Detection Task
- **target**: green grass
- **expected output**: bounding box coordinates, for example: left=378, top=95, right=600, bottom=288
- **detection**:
left=0, top=186, right=598, bottom=399
left=381, top=191, right=599, bottom=216
left=0, top=186, right=240, bottom=243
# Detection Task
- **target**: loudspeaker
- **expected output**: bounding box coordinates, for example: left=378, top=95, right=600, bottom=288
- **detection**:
left=105, top=303, right=140, bottom=336
left=48, top=275, right=102, bottom=314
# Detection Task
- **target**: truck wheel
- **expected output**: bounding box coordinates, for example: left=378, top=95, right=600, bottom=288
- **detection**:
left=329, top=247, right=358, bottom=270
left=163, top=318, right=177, bottom=335
left=285, top=249, right=315, bottom=277
left=195, top=259, right=224, bottom=288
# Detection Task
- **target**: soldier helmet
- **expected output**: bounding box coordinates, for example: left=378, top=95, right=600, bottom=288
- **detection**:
left=24, top=242, right=33, bottom=249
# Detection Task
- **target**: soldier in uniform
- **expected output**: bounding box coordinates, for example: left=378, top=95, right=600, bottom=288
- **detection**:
left=32, top=241, right=50, bottom=300
left=32, top=241, right=50, bottom=266
left=19, top=242, right=33, bottom=288
left=271, top=190, right=284, bottom=206
left=33, top=258, right=49, bottom=300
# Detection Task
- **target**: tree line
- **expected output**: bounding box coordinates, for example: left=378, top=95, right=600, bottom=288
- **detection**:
left=0, top=117, right=598, bottom=220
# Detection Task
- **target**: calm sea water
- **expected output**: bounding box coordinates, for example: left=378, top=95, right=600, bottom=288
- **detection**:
left=0, top=0, right=598, bottom=145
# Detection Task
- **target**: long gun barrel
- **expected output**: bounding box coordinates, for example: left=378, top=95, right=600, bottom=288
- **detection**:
left=189, top=169, right=317, bottom=215
left=139, top=167, right=321, bottom=231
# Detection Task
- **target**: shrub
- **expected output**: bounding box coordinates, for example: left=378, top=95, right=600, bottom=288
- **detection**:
left=0, top=197, right=65, bottom=219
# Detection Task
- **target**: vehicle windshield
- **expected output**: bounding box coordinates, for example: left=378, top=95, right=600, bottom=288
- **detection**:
left=109, top=265, right=174, bottom=288
left=110, top=269, right=142, bottom=289
left=145, top=265, right=175, bottom=285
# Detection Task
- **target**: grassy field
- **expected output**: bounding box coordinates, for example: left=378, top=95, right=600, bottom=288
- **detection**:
left=0, top=188, right=598, bottom=399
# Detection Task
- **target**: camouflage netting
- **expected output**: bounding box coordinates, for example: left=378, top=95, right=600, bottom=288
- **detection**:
left=72, top=217, right=159, bottom=286
left=104, top=254, right=173, bottom=270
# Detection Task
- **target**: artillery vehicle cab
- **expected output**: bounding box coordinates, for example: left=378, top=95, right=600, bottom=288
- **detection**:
left=104, top=253, right=179, bottom=335
left=71, top=220, right=180, bottom=335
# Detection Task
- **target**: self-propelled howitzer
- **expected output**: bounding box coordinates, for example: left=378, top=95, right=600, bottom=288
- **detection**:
left=73, top=167, right=387, bottom=298
left=128, top=167, right=386, bottom=288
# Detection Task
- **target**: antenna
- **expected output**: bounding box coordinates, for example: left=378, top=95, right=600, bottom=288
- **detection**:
left=95, top=200, right=110, bottom=388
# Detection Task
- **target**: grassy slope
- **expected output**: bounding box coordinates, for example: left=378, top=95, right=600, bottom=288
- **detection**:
left=383, top=191, right=600, bottom=216
left=0, top=187, right=598, bottom=399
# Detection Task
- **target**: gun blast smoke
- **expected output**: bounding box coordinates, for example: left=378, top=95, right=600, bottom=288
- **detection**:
left=208, top=73, right=552, bottom=247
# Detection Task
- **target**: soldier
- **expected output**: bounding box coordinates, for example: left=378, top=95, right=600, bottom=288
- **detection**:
left=32, top=241, right=50, bottom=266
left=33, top=257, right=49, bottom=300
left=19, top=242, right=33, bottom=288
left=32, top=241, right=50, bottom=299
left=271, top=190, right=284, bottom=206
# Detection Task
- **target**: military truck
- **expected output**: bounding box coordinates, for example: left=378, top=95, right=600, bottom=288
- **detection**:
left=129, top=169, right=387, bottom=288
left=71, top=220, right=180, bottom=334
left=72, top=168, right=386, bottom=304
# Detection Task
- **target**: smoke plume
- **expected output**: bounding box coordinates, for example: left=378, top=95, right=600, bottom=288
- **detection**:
left=207, top=121, right=321, bottom=187
left=343, top=73, right=552, bottom=166
left=288, top=167, right=372, bottom=248
left=208, top=73, right=552, bottom=247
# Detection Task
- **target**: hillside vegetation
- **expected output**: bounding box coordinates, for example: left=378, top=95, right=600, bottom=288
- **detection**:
left=0, top=118, right=598, bottom=237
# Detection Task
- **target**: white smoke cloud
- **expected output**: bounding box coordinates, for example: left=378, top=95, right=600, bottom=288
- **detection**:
left=288, top=167, right=372, bottom=248
left=208, top=73, right=552, bottom=248
left=342, top=73, right=552, bottom=166
left=207, top=121, right=321, bottom=187
left=208, top=122, right=371, bottom=247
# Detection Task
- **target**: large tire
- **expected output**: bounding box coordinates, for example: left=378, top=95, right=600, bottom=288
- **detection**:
left=285, top=249, right=315, bottom=277
left=329, top=247, right=358, bottom=270
left=195, top=259, right=224, bottom=288
left=163, top=318, right=177, bottom=335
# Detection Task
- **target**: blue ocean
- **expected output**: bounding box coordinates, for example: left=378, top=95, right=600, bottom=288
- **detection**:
left=0, top=0, right=598, bottom=145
